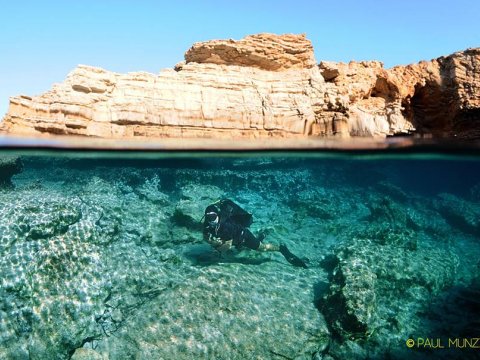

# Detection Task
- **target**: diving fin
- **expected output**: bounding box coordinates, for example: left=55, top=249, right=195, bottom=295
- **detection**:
left=279, top=244, right=308, bottom=268
left=257, top=231, right=266, bottom=242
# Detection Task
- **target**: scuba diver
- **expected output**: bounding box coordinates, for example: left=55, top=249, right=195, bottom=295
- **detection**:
left=202, top=199, right=308, bottom=268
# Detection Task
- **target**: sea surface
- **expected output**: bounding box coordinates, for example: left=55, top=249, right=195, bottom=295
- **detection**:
left=0, top=147, right=479, bottom=360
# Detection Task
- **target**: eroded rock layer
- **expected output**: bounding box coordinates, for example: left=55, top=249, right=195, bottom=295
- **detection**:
left=1, top=33, right=479, bottom=138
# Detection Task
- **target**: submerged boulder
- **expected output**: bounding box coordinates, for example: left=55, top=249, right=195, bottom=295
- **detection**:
left=320, top=231, right=459, bottom=358
left=321, top=255, right=377, bottom=340
left=70, top=348, right=106, bottom=360
left=433, top=193, right=480, bottom=236
left=0, top=190, right=109, bottom=359
left=0, top=155, right=23, bottom=187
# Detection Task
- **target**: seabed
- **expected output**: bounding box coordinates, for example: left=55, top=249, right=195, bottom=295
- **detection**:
left=0, top=136, right=479, bottom=359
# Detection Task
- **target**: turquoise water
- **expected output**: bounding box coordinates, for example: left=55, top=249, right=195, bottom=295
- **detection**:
left=1, top=151, right=479, bottom=360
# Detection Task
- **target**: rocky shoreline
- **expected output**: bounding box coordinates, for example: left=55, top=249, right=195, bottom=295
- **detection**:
left=1, top=33, right=479, bottom=139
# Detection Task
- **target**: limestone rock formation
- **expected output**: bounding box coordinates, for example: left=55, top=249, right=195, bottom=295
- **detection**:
left=1, top=33, right=479, bottom=139
left=320, top=227, right=458, bottom=356
left=184, top=33, right=317, bottom=71
left=319, top=47, right=480, bottom=138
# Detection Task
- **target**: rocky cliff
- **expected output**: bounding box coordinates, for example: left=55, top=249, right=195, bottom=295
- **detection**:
left=1, top=33, right=479, bottom=139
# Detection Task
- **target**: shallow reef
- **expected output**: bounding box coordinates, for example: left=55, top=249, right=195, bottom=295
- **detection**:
left=0, top=155, right=479, bottom=360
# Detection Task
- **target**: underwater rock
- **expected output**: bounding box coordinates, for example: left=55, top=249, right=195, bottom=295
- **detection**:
left=70, top=348, right=106, bottom=360
left=374, top=181, right=409, bottom=203
left=470, top=183, right=480, bottom=200
left=288, top=186, right=365, bottom=223
left=25, top=199, right=82, bottom=240
left=328, top=339, right=368, bottom=360
left=421, top=278, right=480, bottom=341
left=434, top=193, right=480, bottom=236
left=288, top=187, right=337, bottom=220
left=0, top=178, right=186, bottom=358
left=93, top=265, right=329, bottom=360
left=365, top=196, right=409, bottom=228
left=320, top=232, right=459, bottom=357
left=135, top=176, right=170, bottom=205
left=404, top=205, right=451, bottom=237
left=172, top=184, right=224, bottom=231
left=0, top=155, right=23, bottom=187
left=321, top=253, right=378, bottom=340
left=2, top=157, right=479, bottom=359
left=0, top=190, right=110, bottom=359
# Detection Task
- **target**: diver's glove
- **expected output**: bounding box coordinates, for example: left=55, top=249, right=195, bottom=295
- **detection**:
left=279, top=244, right=308, bottom=268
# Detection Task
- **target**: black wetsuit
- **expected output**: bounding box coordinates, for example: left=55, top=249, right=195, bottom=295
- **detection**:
left=203, top=199, right=262, bottom=250
left=206, top=218, right=261, bottom=250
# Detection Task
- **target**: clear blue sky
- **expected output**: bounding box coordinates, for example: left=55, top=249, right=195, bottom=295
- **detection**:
left=1, top=0, right=479, bottom=117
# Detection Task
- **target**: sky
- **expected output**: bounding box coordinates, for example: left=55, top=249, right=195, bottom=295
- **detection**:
left=1, top=0, right=479, bottom=117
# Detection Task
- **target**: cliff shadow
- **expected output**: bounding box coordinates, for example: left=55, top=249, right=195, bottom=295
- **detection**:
left=409, top=52, right=480, bottom=138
